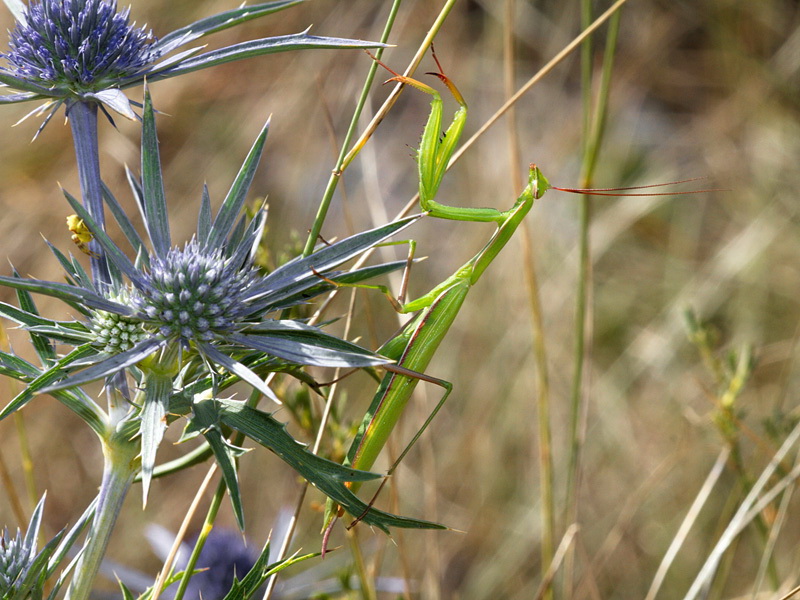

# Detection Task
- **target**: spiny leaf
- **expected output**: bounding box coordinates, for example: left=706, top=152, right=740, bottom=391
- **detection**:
left=214, top=398, right=446, bottom=532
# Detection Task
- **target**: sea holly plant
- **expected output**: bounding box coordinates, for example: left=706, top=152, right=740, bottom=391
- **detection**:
left=0, top=0, right=381, bottom=124
left=0, top=495, right=96, bottom=600
left=0, top=0, right=387, bottom=287
left=0, top=83, right=443, bottom=598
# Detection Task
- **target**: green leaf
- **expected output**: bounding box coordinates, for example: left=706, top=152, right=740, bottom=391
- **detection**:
left=191, top=400, right=248, bottom=530
left=25, top=324, right=92, bottom=346
left=102, top=183, right=148, bottom=262
left=155, top=1, right=304, bottom=55
left=42, top=239, right=81, bottom=287
left=197, top=342, right=282, bottom=405
left=140, top=374, right=173, bottom=503
left=0, top=345, right=97, bottom=422
left=0, top=273, right=132, bottom=315
left=0, top=300, right=62, bottom=330
left=0, top=71, right=53, bottom=95
left=117, top=581, right=136, bottom=600
left=221, top=542, right=318, bottom=600
left=0, top=350, right=38, bottom=381
left=141, top=87, right=171, bottom=257
left=39, top=338, right=164, bottom=395
left=252, top=215, right=421, bottom=310
left=197, top=184, right=212, bottom=244
left=45, top=497, right=98, bottom=600
left=0, top=91, right=41, bottom=104
left=207, top=118, right=270, bottom=250
left=62, top=186, right=144, bottom=289
left=14, top=291, right=56, bottom=365
left=232, top=320, right=388, bottom=368
left=50, top=388, right=107, bottom=436
left=214, top=398, right=446, bottom=532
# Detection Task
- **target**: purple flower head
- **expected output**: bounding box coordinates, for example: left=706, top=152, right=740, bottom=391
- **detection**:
left=3, top=0, right=158, bottom=91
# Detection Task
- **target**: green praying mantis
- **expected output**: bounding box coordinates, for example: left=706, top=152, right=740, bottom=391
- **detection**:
left=322, top=52, right=710, bottom=539
left=320, top=55, right=552, bottom=540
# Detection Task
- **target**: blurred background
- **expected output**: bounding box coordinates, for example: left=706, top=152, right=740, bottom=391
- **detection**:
left=1, top=0, right=799, bottom=598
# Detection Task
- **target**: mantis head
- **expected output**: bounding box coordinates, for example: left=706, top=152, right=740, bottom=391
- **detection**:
left=530, top=164, right=552, bottom=200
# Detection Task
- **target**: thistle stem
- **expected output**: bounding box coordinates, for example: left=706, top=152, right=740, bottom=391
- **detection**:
left=66, top=432, right=138, bottom=600
left=68, top=100, right=111, bottom=288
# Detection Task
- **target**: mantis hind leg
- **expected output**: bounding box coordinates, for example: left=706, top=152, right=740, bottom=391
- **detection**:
left=347, top=363, right=454, bottom=530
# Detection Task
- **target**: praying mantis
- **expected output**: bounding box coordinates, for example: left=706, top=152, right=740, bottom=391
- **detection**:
left=323, top=52, right=711, bottom=537
left=322, top=56, right=552, bottom=537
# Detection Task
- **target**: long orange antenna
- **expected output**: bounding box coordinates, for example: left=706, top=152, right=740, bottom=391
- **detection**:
left=552, top=177, right=728, bottom=197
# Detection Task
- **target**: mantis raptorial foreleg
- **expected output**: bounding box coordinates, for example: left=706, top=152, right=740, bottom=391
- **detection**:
left=322, top=55, right=552, bottom=538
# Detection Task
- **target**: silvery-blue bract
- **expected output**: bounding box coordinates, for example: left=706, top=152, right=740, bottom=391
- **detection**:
left=0, top=0, right=384, bottom=128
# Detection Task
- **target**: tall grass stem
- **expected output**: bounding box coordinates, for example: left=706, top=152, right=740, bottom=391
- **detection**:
left=170, top=472, right=225, bottom=600
left=503, top=0, right=555, bottom=594
left=151, top=463, right=218, bottom=600
left=563, top=7, right=621, bottom=595
left=645, top=447, right=730, bottom=600
left=301, top=0, right=403, bottom=257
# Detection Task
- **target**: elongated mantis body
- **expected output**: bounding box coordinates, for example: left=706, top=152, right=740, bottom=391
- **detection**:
left=322, top=60, right=552, bottom=535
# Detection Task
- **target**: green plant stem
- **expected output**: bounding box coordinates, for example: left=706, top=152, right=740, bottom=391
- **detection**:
left=0, top=445, right=26, bottom=525
left=301, top=0, right=403, bottom=258
left=347, top=528, right=377, bottom=600
left=301, top=0, right=460, bottom=258
left=725, top=435, right=781, bottom=588
left=13, top=411, right=37, bottom=509
left=67, top=101, right=110, bottom=288
left=502, top=0, right=554, bottom=593
left=563, top=7, right=621, bottom=597
left=66, top=432, right=138, bottom=600
left=172, top=478, right=226, bottom=600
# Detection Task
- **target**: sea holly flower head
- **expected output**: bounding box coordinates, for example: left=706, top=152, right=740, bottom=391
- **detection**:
left=0, top=495, right=95, bottom=600
left=91, top=298, right=146, bottom=354
left=0, top=528, right=34, bottom=596
left=0, top=0, right=387, bottom=128
left=133, top=240, right=259, bottom=344
left=4, top=0, right=158, bottom=92
left=20, top=88, right=415, bottom=400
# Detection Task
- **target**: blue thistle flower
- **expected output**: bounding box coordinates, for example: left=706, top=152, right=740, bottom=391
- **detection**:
left=1, top=88, right=417, bottom=401
left=0, top=0, right=387, bottom=128
left=0, top=89, right=424, bottom=522
left=133, top=240, right=259, bottom=344
left=91, top=299, right=147, bottom=353
left=4, top=0, right=158, bottom=90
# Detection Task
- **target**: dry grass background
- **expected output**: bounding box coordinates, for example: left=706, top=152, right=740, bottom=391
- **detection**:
left=1, top=0, right=799, bottom=598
